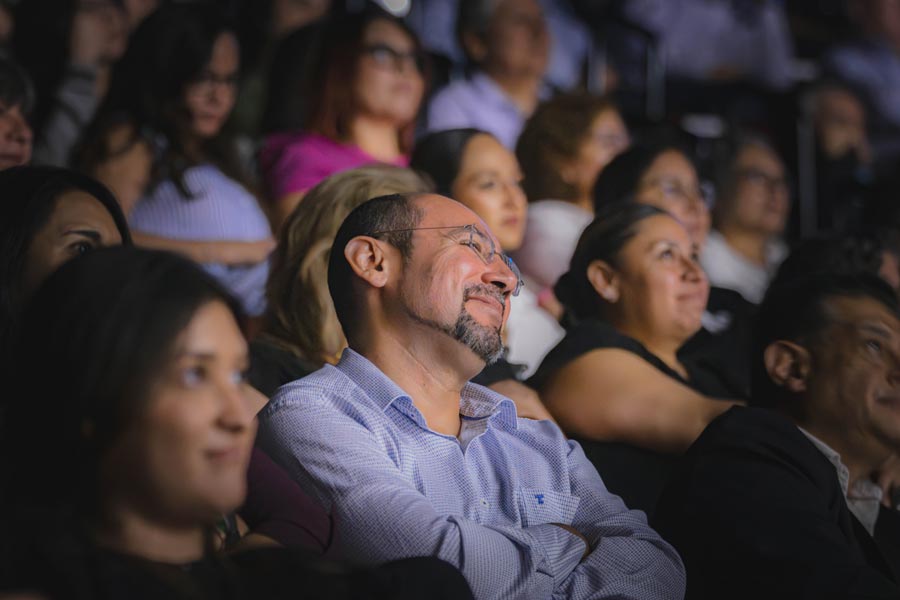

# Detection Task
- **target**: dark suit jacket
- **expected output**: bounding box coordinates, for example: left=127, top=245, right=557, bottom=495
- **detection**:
left=653, top=406, right=900, bottom=600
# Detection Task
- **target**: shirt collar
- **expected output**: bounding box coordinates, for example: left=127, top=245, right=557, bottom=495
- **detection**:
left=336, top=348, right=518, bottom=431
left=798, top=426, right=883, bottom=535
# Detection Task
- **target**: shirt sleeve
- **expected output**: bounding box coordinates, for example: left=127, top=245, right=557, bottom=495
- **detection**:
left=551, top=440, right=687, bottom=600
left=32, top=64, right=100, bottom=167
left=257, top=395, right=588, bottom=600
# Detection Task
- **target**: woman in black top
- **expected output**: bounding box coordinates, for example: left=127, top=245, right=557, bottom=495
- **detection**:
left=531, top=203, right=742, bottom=515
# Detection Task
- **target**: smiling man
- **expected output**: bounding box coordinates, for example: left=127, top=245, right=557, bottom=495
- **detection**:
left=257, top=193, right=685, bottom=599
left=654, top=273, right=900, bottom=599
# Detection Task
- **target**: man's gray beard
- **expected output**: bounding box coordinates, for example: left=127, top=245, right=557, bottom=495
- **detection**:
left=405, top=286, right=505, bottom=365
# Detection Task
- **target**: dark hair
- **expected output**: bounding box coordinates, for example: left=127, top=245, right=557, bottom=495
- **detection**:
left=516, top=94, right=619, bottom=202
left=456, top=0, right=498, bottom=64
left=0, top=166, right=132, bottom=354
left=11, top=0, right=78, bottom=135
left=304, top=9, right=424, bottom=153
left=409, top=128, right=487, bottom=196
left=261, top=21, right=327, bottom=135
left=751, top=273, right=900, bottom=408
left=2, top=247, right=244, bottom=549
left=555, top=202, right=669, bottom=321
left=0, top=54, right=34, bottom=115
left=93, top=4, right=248, bottom=197
left=771, top=234, right=886, bottom=290
left=592, top=143, right=691, bottom=212
left=327, top=193, right=423, bottom=340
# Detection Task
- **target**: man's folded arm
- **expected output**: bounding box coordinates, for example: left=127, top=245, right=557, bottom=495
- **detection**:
left=553, top=440, right=687, bottom=600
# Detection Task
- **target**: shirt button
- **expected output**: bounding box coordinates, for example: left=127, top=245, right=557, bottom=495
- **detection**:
left=480, top=498, right=490, bottom=508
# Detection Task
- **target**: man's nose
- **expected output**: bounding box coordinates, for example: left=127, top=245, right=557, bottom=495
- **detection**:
left=483, top=255, right=519, bottom=296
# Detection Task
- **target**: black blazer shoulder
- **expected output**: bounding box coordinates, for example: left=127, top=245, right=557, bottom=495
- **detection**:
left=653, top=406, right=899, bottom=600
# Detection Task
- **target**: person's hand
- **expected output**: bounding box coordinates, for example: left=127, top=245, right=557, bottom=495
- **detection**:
left=217, top=239, right=277, bottom=265
left=488, top=379, right=554, bottom=422
left=551, top=523, right=590, bottom=560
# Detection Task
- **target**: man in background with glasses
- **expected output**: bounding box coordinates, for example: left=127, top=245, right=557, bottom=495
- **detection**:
left=257, top=192, right=686, bottom=599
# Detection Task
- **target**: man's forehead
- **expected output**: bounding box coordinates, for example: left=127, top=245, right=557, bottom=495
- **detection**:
left=824, top=294, right=900, bottom=333
left=413, top=194, right=499, bottom=243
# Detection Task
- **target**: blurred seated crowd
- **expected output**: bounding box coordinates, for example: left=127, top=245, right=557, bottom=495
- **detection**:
left=1, top=0, right=900, bottom=598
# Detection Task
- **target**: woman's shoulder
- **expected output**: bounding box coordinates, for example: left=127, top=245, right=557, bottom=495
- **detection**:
left=529, top=320, right=656, bottom=390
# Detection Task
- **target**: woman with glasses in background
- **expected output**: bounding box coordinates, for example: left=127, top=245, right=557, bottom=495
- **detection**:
left=259, top=8, right=426, bottom=230
left=701, top=136, right=792, bottom=304
left=593, top=142, right=755, bottom=398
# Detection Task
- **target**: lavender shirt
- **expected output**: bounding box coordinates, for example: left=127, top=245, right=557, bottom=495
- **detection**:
left=129, top=165, right=272, bottom=316
left=426, top=72, right=546, bottom=150
left=259, top=132, right=408, bottom=199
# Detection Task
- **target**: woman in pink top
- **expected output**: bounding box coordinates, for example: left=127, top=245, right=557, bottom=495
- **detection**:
left=260, top=9, right=426, bottom=229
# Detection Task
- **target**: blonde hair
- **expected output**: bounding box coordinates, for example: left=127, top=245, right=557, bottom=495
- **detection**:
left=262, top=165, right=432, bottom=365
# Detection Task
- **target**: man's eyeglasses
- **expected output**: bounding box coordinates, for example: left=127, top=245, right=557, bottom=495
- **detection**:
left=362, top=43, right=426, bottom=74
left=369, top=224, right=524, bottom=296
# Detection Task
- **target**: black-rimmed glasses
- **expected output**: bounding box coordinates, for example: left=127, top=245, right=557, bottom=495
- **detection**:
left=369, top=224, right=524, bottom=296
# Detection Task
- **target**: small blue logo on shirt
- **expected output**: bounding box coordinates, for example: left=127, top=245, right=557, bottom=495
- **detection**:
left=534, top=494, right=544, bottom=505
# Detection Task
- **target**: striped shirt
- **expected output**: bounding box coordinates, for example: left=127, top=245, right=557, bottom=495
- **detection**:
left=257, top=349, right=686, bottom=599
left=129, top=164, right=271, bottom=316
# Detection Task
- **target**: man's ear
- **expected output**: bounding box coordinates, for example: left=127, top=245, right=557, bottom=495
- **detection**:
left=344, top=236, right=392, bottom=289
left=460, top=31, right=487, bottom=64
left=586, top=260, right=619, bottom=303
left=763, top=340, right=811, bottom=393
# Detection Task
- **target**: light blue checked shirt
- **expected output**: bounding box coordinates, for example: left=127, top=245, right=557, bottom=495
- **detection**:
left=257, top=349, right=686, bottom=599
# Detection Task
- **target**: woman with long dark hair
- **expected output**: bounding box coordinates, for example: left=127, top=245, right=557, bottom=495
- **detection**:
left=84, top=3, right=274, bottom=316
left=0, top=165, right=130, bottom=357
left=0, top=247, right=473, bottom=599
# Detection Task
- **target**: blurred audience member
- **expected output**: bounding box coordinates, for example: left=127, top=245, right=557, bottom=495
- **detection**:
left=593, top=143, right=754, bottom=396
left=531, top=203, right=741, bottom=513
left=258, top=192, right=687, bottom=599
left=232, top=0, right=332, bottom=140
left=703, top=137, right=791, bottom=303
left=407, top=0, right=592, bottom=91
left=425, top=0, right=550, bottom=149
left=513, top=94, right=629, bottom=302
left=94, top=4, right=273, bottom=317
left=253, top=165, right=431, bottom=397
left=0, top=56, right=33, bottom=170
left=410, top=128, right=556, bottom=417
left=773, top=233, right=900, bottom=293
left=0, top=165, right=129, bottom=359
left=805, top=81, right=873, bottom=233
left=621, top=0, right=794, bottom=91
left=260, top=9, right=425, bottom=229
left=654, top=274, right=900, bottom=599
left=1, top=246, right=472, bottom=599
left=827, top=0, right=900, bottom=157
left=13, top=0, right=127, bottom=166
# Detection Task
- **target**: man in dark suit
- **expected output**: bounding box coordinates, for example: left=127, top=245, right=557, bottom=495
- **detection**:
left=653, top=273, right=900, bottom=599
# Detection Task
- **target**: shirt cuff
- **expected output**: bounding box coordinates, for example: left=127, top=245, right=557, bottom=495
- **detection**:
left=525, top=522, right=586, bottom=582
